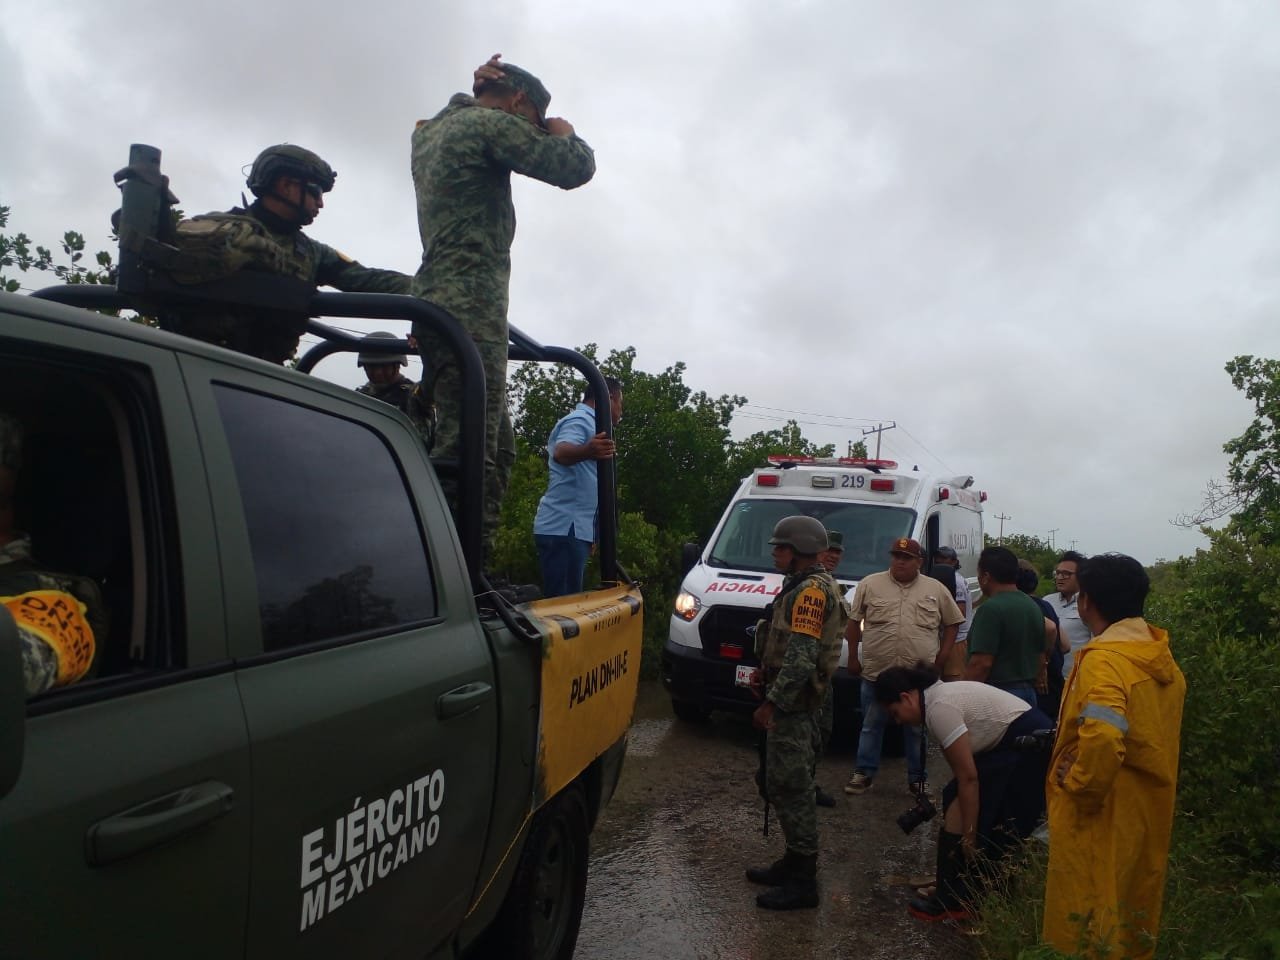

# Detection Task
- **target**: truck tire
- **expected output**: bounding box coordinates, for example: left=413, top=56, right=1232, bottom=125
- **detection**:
left=490, top=783, right=589, bottom=960
left=671, top=699, right=711, bottom=723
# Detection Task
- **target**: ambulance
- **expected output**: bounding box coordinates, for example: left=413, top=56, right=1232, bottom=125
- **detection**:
left=661, top=456, right=985, bottom=732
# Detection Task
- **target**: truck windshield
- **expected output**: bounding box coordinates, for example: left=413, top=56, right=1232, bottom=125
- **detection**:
left=706, top=499, right=916, bottom=581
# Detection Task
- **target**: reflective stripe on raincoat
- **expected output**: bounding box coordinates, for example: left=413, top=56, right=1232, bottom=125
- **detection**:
left=1043, top=617, right=1186, bottom=960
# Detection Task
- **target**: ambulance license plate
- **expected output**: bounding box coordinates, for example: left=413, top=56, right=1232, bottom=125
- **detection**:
left=735, top=665, right=760, bottom=688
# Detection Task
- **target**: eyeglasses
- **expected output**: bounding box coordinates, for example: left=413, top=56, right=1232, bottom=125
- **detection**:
left=303, top=182, right=326, bottom=200
left=1053, top=569, right=1076, bottom=578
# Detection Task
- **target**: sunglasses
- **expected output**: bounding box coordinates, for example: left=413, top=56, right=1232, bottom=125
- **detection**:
left=302, top=182, right=326, bottom=200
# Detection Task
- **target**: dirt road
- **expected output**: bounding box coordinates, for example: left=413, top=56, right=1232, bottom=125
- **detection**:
left=576, top=681, right=974, bottom=960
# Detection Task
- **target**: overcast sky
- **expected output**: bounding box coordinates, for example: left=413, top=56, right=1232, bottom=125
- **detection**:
left=3, top=1, right=1278, bottom=563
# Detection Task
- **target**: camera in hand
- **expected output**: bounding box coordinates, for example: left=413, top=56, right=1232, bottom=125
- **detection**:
left=1013, top=727, right=1057, bottom=752
left=896, top=792, right=938, bottom=834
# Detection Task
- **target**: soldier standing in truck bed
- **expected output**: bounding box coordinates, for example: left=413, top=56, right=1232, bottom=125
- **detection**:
left=410, top=56, right=596, bottom=561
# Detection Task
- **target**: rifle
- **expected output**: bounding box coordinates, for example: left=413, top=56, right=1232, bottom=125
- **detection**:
left=755, top=729, right=770, bottom=837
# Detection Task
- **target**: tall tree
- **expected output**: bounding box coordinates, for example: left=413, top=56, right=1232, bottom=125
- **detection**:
left=1179, top=355, right=1280, bottom=538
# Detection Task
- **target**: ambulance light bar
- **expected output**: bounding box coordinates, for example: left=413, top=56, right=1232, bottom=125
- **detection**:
left=765, top=455, right=899, bottom=472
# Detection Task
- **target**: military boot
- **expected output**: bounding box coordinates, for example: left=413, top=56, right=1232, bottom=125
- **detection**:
left=745, top=855, right=787, bottom=886
left=756, top=851, right=819, bottom=910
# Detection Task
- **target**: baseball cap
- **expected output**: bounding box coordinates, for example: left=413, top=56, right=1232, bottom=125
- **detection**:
left=889, top=537, right=923, bottom=558
left=825, top=530, right=845, bottom=552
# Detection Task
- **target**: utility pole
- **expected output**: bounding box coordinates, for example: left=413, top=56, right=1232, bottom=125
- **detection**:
left=994, top=512, right=1012, bottom=544
left=861, top=421, right=897, bottom=460
left=1070, top=539, right=1078, bottom=551
left=1048, top=528, right=1059, bottom=550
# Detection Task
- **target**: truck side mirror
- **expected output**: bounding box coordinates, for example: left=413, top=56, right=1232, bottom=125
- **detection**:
left=0, top=606, right=24, bottom=798
left=680, top=542, right=701, bottom=577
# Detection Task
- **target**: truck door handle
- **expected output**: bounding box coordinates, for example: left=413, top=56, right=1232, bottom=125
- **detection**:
left=85, top=780, right=234, bottom=866
left=437, top=681, right=493, bottom=720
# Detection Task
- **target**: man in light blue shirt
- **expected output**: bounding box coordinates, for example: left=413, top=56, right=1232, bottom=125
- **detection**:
left=1045, top=551, right=1092, bottom=678
left=533, top=378, right=623, bottom=596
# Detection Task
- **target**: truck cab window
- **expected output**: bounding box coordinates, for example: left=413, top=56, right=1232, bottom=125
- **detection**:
left=214, top=386, right=436, bottom=651
left=0, top=355, right=170, bottom=700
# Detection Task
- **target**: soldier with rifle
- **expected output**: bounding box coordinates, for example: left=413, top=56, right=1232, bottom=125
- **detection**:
left=746, top=516, right=843, bottom=910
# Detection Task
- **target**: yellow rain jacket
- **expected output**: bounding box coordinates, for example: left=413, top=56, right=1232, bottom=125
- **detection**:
left=1043, top=617, right=1186, bottom=959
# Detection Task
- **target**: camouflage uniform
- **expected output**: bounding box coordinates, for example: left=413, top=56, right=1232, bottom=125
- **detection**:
left=1, top=535, right=107, bottom=698
left=409, top=85, right=596, bottom=552
left=758, top=563, right=845, bottom=856
left=357, top=374, right=437, bottom=447
left=160, top=202, right=411, bottom=364
left=357, top=373, right=417, bottom=414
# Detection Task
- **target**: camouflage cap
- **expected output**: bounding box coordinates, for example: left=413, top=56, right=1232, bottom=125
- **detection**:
left=0, top=413, right=23, bottom=471
left=497, top=63, right=551, bottom=124
left=825, top=530, right=845, bottom=552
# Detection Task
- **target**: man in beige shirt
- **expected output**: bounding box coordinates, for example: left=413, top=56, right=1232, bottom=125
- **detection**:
left=844, top=537, right=964, bottom=795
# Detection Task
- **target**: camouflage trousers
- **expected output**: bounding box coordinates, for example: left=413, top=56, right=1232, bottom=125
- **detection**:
left=414, top=330, right=515, bottom=556
left=767, top=709, right=819, bottom=856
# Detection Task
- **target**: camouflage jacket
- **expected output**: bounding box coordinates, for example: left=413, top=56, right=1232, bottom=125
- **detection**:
left=356, top=376, right=436, bottom=449
left=409, top=94, right=596, bottom=342
left=234, top=203, right=411, bottom=294
left=1, top=535, right=107, bottom=698
left=760, top=564, right=845, bottom=714
left=357, top=374, right=416, bottom=410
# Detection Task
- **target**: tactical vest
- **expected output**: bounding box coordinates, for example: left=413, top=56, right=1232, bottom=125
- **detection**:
left=153, top=210, right=320, bottom=364
left=760, top=566, right=846, bottom=709
left=166, top=212, right=314, bottom=285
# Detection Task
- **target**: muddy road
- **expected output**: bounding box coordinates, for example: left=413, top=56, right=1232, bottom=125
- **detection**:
left=576, top=681, right=974, bottom=960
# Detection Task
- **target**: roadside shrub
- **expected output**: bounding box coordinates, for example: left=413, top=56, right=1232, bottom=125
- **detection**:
left=1171, top=630, right=1280, bottom=876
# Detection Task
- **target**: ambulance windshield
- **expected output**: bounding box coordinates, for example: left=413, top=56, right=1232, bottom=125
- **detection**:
left=706, top=499, right=916, bottom=580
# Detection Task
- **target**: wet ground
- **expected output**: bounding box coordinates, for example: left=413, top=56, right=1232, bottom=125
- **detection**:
left=576, top=681, right=974, bottom=960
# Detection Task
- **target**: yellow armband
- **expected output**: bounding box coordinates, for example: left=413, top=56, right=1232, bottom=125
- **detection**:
left=2, top=590, right=95, bottom=686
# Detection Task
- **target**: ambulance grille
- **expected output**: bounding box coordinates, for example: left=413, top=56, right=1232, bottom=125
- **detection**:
left=698, top=605, right=763, bottom=662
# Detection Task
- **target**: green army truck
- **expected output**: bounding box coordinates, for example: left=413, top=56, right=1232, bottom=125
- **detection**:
left=0, top=145, right=642, bottom=959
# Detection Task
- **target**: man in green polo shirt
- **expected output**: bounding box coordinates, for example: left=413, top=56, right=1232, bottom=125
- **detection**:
left=964, top=545, right=1047, bottom=706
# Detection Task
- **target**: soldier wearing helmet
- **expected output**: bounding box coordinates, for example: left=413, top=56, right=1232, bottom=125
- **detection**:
left=354, top=332, right=436, bottom=446
left=746, top=515, right=844, bottom=912
left=159, top=144, right=410, bottom=365
left=356, top=331, right=414, bottom=410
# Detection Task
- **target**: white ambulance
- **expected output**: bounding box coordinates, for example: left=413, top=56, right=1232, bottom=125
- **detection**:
left=661, top=456, right=985, bottom=732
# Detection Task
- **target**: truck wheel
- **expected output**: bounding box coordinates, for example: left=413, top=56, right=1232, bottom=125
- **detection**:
left=490, top=783, right=589, bottom=960
left=671, top=699, right=711, bottom=724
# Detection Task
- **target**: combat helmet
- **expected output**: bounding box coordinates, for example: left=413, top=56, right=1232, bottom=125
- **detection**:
left=247, top=144, right=337, bottom=197
left=768, top=516, right=828, bottom=555
left=357, top=331, right=407, bottom=367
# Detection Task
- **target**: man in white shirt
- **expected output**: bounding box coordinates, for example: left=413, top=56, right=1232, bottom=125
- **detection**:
left=1043, top=551, right=1091, bottom=679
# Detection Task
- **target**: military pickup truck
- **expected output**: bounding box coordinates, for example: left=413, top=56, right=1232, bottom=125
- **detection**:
left=0, top=146, right=642, bottom=959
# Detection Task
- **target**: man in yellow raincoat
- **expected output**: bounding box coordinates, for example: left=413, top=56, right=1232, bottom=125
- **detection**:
left=1043, top=553, right=1186, bottom=959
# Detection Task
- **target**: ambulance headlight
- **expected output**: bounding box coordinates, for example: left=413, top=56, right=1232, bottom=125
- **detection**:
left=673, top=591, right=702, bottom=621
